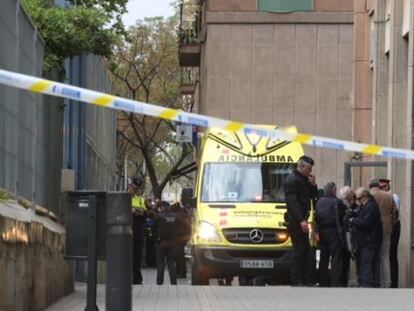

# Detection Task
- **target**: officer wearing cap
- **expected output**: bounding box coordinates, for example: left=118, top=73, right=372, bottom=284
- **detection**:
left=128, top=176, right=147, bottom=284
left=284, top=155, right=318, bottom=286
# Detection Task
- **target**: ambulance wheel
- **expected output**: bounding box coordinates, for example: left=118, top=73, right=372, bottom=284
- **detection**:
left=191, top=256, right=209, bottom=285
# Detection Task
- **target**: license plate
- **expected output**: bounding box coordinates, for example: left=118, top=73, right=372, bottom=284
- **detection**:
left=240, top=260, right=274, bottom=269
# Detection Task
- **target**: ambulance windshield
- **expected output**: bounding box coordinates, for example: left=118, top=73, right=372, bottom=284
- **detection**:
left=201, top=162, right=294, bottom=203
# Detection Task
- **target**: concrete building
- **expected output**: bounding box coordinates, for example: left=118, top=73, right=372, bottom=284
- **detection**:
left=180, top=0, right=414, bottom=287
left=354, top=0, right=414, bottom=287
left=180, top=0, right=355, bottom=187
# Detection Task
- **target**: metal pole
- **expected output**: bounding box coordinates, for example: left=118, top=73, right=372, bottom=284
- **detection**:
left=106, top=192, right=132, bottom=311
left=124, top=154, right=128, bottom=191
left=85, top=195, right=98, bottom=311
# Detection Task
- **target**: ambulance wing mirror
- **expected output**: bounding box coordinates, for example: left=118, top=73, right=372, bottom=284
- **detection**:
left=181, top=187, right=196, bottom=209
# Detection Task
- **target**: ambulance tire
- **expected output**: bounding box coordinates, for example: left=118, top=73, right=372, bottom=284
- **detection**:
left=191, top=256, right=209, bottom=285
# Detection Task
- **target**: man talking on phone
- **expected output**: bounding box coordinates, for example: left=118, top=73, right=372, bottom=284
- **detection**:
left=284, top=155, right=318, bottom=286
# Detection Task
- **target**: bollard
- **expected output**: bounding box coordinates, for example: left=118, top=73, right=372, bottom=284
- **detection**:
left=106, top=192, right=132, bottom=311
left=85, top=195, right=98, bottom=311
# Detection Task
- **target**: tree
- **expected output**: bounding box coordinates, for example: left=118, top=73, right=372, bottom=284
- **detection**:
left=109, top=16, right=194, bottom=199
left=21, top=0, right=127, bottom=74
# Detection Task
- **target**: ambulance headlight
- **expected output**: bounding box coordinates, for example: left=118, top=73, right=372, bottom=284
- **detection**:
left=197, top=221, right=222, bottom=242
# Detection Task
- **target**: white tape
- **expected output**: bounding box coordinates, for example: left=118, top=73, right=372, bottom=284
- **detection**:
left=0, top=68, right=413, bottom=160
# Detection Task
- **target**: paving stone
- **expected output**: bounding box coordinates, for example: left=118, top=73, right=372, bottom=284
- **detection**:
left=46, top=268, right=414, bottom=311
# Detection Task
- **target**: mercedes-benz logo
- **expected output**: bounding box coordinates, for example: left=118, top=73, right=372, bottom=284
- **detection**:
left=249, top=229, right=264, bottom=243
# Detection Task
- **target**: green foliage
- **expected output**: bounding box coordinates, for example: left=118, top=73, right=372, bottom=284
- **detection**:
left=22, top=0, right=126, bottom=75
left=0, top=188, right=9, bottom=201
left=110, top=16, right=194, bottom=198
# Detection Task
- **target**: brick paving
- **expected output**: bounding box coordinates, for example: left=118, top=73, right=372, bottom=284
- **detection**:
left=46, top=268, right=414, bottom=311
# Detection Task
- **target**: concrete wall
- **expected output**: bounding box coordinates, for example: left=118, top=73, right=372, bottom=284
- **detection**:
left=0, top=200, right=73, bottom=311
left=62, top=55, right=117, bottom=192
left=0, top=0, right=63, bottom=216
left=0, top=1, right=74, bottom=309
left=199, top=14, right=354, bottom=186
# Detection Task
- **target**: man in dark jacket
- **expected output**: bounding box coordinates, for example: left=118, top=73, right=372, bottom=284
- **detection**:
left=315, top=182, right=346, bottom=287
left=349, top=187, right=383, bottom=287
left=154, top=201, right=180, bottom=285
left=284, top=155, right=318, bottom=286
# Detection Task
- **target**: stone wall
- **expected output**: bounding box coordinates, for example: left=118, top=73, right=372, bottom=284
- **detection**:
left=0, top=200, right=73, bottom=311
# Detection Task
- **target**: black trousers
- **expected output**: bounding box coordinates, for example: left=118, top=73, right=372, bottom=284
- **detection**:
left=175, top=241, right=187, bottom=278
left=356, top=244, right=380, bottom=287
left=390, top=221, right=401, bottom=288
left=133, top=217, right=145, bottom=284
left=318, top=228, right=344, bottom=287
left=156, top=241, right=177, bottom=285
left=288, top=223, right=315, bottom=286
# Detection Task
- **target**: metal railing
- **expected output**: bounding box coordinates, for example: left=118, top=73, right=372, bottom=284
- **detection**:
left=180, top=67, right=199, bottom=86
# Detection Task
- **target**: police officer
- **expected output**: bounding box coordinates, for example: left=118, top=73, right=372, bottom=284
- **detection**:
left=129, top=176, right=147, bottom=285
left=154, top=201, right=179, bottom=285
left=315, top=182, right=346, bottom=287
left=284, top=155, right=318, bottom=286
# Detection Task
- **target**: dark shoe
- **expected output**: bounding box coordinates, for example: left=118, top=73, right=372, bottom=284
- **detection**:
left=292, top=283, right=305, bottom=287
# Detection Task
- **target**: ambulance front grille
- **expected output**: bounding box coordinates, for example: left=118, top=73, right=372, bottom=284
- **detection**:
left=222, top=228, right=285, bottom=244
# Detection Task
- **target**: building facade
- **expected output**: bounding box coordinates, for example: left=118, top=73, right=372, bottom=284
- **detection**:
left=354, top=0, right=414, bottom=287
left=180, top=0, right=355, bottom=197
left=62, top=55, right=117, bottom=193
left=181, top=0, right=414, bottom=287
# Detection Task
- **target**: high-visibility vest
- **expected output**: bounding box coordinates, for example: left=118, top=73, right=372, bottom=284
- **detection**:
left=132, top=195, right=146, bottom=210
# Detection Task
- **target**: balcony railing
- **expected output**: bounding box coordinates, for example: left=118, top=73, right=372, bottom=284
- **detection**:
left=180, top=67, right=198, bottom=95
left=178, top=1, right=202, bottom=66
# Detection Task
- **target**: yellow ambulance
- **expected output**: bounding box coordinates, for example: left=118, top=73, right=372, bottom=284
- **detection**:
left=190, top=126, right=311, bottom=285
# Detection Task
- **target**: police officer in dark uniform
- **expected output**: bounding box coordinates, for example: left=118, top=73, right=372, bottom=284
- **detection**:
left=154, top=201, right=179, bottom=285
left=315, top=182, right=346, bottom=287
left=284, top=155, right=318, bottom=286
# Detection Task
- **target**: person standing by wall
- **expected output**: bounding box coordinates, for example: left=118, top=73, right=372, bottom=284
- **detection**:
left=129, top=176, right=147, bottom=285
left=369, top=178, right=395, bottom=288
left=284, top=155, right=318, bottom=286
left=379, top=178, right=400, bottom=288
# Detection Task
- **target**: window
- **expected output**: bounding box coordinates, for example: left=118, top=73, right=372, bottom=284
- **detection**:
left=201, top=162, right=294, bottom=203
left=402, top=0, right=410, bottom=37
left=258, top=0, right=313, bottom=12
left=384, top=0, right=391, bottom=54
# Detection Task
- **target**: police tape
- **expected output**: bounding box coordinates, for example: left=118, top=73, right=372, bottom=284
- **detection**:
left=0, top=68, right=413, bottom=160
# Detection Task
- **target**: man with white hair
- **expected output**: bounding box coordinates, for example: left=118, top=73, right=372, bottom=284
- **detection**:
left=338, top=186, right=357, bottom=286
left=349, top=187, right=382, bottom=287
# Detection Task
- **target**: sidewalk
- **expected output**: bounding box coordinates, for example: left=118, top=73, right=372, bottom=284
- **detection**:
left=46, top=268, right=414, bottom=311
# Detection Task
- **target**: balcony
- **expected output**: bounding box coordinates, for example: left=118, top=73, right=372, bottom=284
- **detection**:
left=180, top=67, right=198, bottom=95
left=179, top=1, right=202, bottom=67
